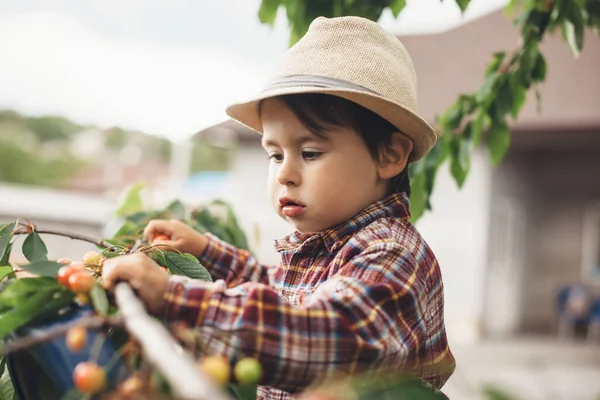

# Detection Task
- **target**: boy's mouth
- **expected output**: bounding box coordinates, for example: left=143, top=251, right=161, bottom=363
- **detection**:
left=279, top=197, right=305, bottom=207
left=279, top=197, right=306, bottom=217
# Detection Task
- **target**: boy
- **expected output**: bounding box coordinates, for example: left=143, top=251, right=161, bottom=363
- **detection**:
left=102, top=16, right=455, bottom=399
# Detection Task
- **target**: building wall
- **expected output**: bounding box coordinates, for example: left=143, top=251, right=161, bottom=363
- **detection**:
left=491, top=131, right=600, bottom=333
left=417, top=148, right=493, bottom=345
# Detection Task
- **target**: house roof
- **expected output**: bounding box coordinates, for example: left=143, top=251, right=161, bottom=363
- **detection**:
left=196, top=10, right=600, bottom=143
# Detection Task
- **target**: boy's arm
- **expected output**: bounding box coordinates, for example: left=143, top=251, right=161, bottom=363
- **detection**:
left=198, top=233, right=273, bottom=286
left=162, top=242, right=454, bottom=392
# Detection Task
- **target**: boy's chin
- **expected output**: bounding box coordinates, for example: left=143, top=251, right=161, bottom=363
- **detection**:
left=286, top=219, right=329, bottom=234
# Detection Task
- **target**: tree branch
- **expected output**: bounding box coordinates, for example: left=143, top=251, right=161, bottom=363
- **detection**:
left=0, top=314, right=122, bottom=357
left=114, top=283, right=232, bottom=400
left=13, top=228, right=113, bottom=249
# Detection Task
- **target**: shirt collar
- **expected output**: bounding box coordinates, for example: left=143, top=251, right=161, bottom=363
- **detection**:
left=274, top=192, right=411, bottom=254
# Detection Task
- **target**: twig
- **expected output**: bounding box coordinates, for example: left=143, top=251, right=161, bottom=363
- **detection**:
left=13, top=227, right=113, bottom=249
left=0, top=314, right=123, bottom=357
left=113, top=283, right=232, bottom=400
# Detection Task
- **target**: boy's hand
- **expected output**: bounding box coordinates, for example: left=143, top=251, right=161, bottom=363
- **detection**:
left=144, top=219, right=208, bottom=258
left=102, top=253, right=169, bottom=315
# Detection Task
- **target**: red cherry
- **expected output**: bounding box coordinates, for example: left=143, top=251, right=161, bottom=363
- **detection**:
left=57, top=266, right=77, bottom=288
left=66, top=326, right=87, bottom=352
left=152, top=233, right=170, bottom=243
left=73, top=362, right=106, bottom=394
left=68, top=271, right=95, bottom=293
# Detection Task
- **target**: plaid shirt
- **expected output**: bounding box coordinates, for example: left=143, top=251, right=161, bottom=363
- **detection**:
left=162, top=193, right=455, bottom=399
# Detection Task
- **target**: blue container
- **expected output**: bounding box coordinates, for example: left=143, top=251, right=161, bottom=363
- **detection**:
left=4, top=305, right=128, bottom=400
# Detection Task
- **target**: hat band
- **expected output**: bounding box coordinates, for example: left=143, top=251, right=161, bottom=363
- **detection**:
left=262, top=74, right=381, bottom=96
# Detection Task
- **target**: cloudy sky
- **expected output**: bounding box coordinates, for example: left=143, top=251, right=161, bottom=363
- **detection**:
left=0, top=0, right=507, bottom=141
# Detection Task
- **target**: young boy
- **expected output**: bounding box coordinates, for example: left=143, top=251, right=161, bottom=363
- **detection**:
left=102, top=16, right=455, bottom=399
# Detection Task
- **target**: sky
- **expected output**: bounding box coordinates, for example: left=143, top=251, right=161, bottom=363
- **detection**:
left=0, top=0, right=508, bottom=141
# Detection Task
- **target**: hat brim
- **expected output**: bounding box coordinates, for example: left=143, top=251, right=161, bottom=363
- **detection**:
left=225, top=86, right=437, bottom=162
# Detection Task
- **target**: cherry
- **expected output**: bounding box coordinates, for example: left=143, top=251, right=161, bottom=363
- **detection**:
left=83, top=251, right=102, bottom=265
left=66, top=326, right=87, bottom=352
left=68, top=271, right=95, bottom=293
left=120, top=375, right=144, bottom=395
left=153, top=233, right=169, bottom=242
left=57, top=266, right=77, bottom=288
left=234, top=357, right=262, bottom=385
left=57, top=258, right=72, bottom=265
left=198, top=355, right=231, bottom=385
left=73, top=362, right=106, bottom=394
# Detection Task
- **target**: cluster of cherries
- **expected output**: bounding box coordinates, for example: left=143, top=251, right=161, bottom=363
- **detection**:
left=54, top=249, right=264, bottom=396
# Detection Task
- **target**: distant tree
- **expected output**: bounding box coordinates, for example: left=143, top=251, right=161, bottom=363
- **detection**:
left=0, top=139, right=85, bottom=186
left=104, top=127, right=128, bottom=149
left=25, top=115, right=83, bottom=142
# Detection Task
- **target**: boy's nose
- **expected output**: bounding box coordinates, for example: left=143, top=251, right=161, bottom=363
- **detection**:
left=277, top=159, right=301, bottom=186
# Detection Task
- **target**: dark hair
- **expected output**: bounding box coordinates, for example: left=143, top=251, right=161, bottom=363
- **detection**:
left=260, top=93, right=410, bottom=196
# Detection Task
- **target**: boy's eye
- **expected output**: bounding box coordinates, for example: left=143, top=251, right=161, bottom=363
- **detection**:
left=302, top=151, right=322, bottom=160
left=268, top=153, right=283, bottom=162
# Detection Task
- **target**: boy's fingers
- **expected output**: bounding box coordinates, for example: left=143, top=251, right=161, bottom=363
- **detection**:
left=102, top=254, right=145, bottom=289
left=143, top=219, right=169, bottom=241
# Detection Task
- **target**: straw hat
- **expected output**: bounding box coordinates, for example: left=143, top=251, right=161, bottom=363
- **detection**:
left=225, top=16, right=436, bottom=162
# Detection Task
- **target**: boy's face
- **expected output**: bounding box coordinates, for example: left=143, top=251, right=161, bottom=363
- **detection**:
left=261, top=98, right=389, bottom=233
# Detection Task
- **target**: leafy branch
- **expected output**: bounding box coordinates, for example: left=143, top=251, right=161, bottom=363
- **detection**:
left=6, top=220, right=113, bottom=251
left=257, top=0, right=600, bottom=221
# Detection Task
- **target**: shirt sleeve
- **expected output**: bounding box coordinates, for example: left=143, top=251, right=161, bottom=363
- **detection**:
left=197, top=233, right=273, bottom=287
left=161, top=241, right=452, bottom=392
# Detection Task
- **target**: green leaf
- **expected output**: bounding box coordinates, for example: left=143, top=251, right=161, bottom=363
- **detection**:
left=456, top=0, right=471, bottom=12
left=164, top=252, right=212, bottom=282
left=491, top=79, right=514, bottom=121
left=390, top=0, right=407, bottom=17
left=476, top=72, right=499, bottom=104
left=0, top=267, right=12, bottom=282
left=229, top=383, right=258, bottom=400
left=22, top=232, right=48, bottom=263
left=511, top=85, right=527, bottom=119
left=486, top=52, right=506, bottom=76
left=18, top=260, right=63, bottom=278
left=449, top=123, right=474, bottom=188
left=0, top=277, right=71, bottom=338
left=531, top=52, right=547, bottom=82
left=486, top=121, right=511, bottom=165
left=90, top=285, right=109, bottom=316
left=472, top=110, right=487, bottom=146
left=482, top=385, right=520, bottom=400
left=408, top=136, right=449, bottom=223
left=210, top=200, right=251, bottom=250
left=115, top=183, right=146, bottom=217
left=562, top=2, right=585, bottom=58
left=408, top=165, right=428, bottom=223
left=164, top=200, right=187, bottom=220
left=440, top=101, right=464, bottom=130
left=0, top=223, right=15, bottom=267
left=0, top=359, right=15, bottom=400
left=258, top=0, right=282, bottom=26
left=0, top=243, right=11, bottom=271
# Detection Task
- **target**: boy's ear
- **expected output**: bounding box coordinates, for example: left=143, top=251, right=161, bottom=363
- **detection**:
left=377, top=132, right=413, bottom=180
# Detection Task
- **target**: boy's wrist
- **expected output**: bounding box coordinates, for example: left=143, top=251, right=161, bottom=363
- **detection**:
left=195, top=234, right=209, bottom=259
